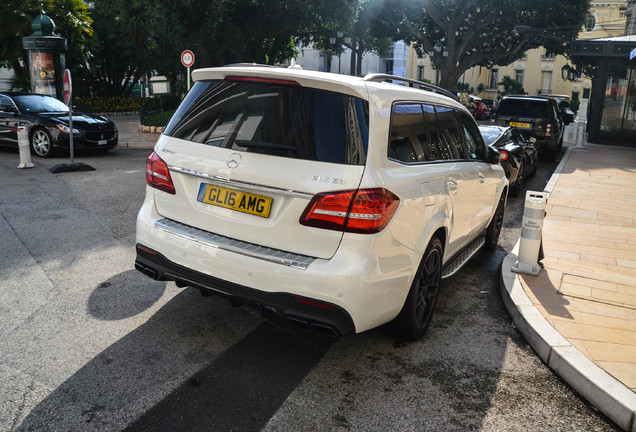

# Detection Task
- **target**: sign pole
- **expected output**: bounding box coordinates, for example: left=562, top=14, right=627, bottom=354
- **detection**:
left=64, top=68, right=75, bottom=163
left=181, top=50, right=195, bottom=91
left=49, top=69, right=95, bottom=173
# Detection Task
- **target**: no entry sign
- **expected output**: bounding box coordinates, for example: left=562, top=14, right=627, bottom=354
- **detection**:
left=181, top=50, right=195, bottom=68
left=63, top=69, right=72, bottom=105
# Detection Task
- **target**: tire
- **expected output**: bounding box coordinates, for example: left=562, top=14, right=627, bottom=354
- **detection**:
left=390, top=237, right=443, bottom=341
left=510, top=160, right=524, bottom=197
left=31, top=128, right=55, bottom=158
left=484, top=193, right=505, bottom=251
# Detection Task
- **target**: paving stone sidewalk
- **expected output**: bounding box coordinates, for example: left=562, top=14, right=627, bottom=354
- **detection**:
left=501, top=144, right=636, bottom=431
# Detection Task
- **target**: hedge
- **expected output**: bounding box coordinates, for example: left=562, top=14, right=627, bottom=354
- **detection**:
left=74, top=96, right=152, bottom=113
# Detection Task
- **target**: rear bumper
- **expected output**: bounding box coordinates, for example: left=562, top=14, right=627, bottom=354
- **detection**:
left=135, top=244, right=355, bottom=336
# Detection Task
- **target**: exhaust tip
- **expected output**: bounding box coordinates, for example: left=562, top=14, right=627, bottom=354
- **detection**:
left=134, top=261, right=159, bottom=280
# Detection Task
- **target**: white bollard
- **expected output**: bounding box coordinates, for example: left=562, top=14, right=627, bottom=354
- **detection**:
left=512, top=191, right=548, bottom=276
left=17, top=125, right=34, bottom=169
left=574, top=118, right=587, bottom=149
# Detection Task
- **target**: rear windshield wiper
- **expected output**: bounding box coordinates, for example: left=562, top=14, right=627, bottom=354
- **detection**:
left=234, top=140, right=297, bottom=151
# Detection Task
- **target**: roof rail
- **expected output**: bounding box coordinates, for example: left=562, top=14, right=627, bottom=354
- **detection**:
left=363, top=73, right=459, bottom=101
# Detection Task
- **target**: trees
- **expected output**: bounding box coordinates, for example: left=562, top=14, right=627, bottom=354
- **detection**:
left=0, top=0, right=93, bottom=90
left=374, top=0, right=590, bottom=90
left=499, top=75, right=525, bottom=96
left=160, top=0, right=359, bottom=68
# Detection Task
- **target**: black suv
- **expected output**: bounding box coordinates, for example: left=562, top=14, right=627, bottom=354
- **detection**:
left=494, top=95, right=573, bottom=160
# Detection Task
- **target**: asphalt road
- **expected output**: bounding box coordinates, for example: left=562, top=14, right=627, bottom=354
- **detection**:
left=0, top=146, right=619, bottom=431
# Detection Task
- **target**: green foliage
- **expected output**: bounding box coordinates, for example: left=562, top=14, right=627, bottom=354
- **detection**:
left=570, top=98, right=580, bottom=114
left=374, top=0, right=591, bottom=90
left=457, top=82, right=475, bottom=94
left=142, top=110, right=175, bottom=127
left=0, top=0, right=93, bottom=90
left=74, top=96, right=151, bottom=113
left=499, top=75, right=525, bottom=95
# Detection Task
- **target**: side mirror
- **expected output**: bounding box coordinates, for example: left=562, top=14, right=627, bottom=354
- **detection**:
left=487, top=146, right=501, bottom=165
left=563, top=112, right=574, bottom=126
left=558, top=100, right=570, bottom=109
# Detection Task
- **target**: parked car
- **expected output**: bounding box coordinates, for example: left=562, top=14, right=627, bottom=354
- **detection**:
left=473, top=100, right=490, bottom=120
left=492, top=95, right=572, bottom=161
left=0, top=92, right=118, bottom=157
left=135, top=66, right=508, bottom=341
left=479, top=125, right=538, bottom=197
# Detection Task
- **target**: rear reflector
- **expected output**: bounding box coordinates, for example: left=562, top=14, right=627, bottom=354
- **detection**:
left=294, top=297, right=337, bottom=310
left=146, top=151, right=175, bottom=195
left=300, top=188, right=399, bottom=234
left=225, top=75, right=300, bottom=86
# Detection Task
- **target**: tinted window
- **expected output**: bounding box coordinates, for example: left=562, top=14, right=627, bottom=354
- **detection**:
left=388, top=103, right=425, bottom=163
left=164, top=80, right=369, bottom=165
left=388, top=103, right=454, bottom=163
left=0, top=95, right=15, bottom=112
left=422, top=104, right=453, bottom=161
left=497, top=99, right=547, bottom=118
left=460, top=114, right=487, bottom=161
left=479, top=128, right=504, bottom=145
left=13, top=95, right=69, bottom=113
left=435, top=106, right=464, bottom=159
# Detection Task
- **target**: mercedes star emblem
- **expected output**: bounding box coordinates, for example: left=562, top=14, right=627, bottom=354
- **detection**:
left=226, top=152, right=242, bottom=169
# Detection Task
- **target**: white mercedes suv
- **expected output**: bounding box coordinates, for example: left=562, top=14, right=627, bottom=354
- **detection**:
left=135, top=65, right=508, bottom=340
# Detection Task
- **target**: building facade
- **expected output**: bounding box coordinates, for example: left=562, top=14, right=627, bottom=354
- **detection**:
left=405, top=1, right=629, bottom=108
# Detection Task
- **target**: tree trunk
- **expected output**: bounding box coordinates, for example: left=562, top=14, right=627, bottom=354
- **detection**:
left=356, top=41, right=365, bottom=76
left=349, top=41, right=357, bottom=76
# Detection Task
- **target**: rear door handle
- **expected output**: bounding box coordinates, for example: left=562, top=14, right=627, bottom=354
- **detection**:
left=448, top=180, right=458, bottom=192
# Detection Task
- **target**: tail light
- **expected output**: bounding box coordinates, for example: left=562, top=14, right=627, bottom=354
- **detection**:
left=300, top=188, right=399, bottom=234
left=499, top=150, right=509, bottom=161
left=545, top=124, right=552, bottom=137
left=146, top=151, right=175, bottom=195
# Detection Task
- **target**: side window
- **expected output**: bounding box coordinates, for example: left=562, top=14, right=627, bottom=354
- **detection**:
left=459, top=113, right=487, bottom=161
left=421, top=104, right=453, bottom=161
left=0, top=96, right=15, bottom=112
left=388, top=103, right=426, bottom=163
left=435, top=106, right=465, bottom=159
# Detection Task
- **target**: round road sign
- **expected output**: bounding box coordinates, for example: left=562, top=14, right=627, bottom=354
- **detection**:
left=63, top=69, right=72, bottom=105
left=181, top=50, right=195, bottom=68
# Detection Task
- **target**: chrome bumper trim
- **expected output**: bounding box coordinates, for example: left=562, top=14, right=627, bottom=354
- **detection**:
left=154, top=218, right=316, bottom=270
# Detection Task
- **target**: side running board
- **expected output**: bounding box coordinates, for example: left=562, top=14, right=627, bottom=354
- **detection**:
left=442, top=237, right=485, bottom=279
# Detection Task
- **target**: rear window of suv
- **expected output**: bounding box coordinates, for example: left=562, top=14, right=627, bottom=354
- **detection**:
left=164, top=79, right=369, bottom=165
left=497, top=99, right=547, bottom=118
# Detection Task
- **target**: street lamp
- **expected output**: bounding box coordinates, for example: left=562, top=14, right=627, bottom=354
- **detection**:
left=329, top=31, right=351, bottom=74
left=561, top=63, right=581, bottom=81
left=428, top=42, right=448, bottom=85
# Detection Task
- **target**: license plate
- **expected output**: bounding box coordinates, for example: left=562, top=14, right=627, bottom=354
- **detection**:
left=98, top=139, right=108, bottom=145
left=197, top=183, right=272, bottom=218
left=509, top=122, right=531, bottom=129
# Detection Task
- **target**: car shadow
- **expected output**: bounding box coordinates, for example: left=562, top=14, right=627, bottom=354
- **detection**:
left=14, top=281, right=335, bottom=432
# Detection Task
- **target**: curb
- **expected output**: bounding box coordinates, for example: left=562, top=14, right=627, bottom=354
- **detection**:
left=499, top=146, right=636, bottom=432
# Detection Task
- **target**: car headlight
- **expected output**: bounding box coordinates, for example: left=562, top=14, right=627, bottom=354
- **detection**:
left=56, top=124, right=79, bottom=135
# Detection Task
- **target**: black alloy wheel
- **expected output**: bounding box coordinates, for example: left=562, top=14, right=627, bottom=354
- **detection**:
left=484, top=193, right=505, bottom=250
left=391, top=237, right=443, bottom=341
left=511, top=159, right=524, bottom=197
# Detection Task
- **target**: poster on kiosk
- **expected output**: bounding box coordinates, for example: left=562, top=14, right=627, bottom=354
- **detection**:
left=29, top=52, right=57, bottom=97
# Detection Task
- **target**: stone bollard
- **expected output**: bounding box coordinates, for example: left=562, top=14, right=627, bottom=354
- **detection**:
left=512, top=191, right=548, bottom=276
